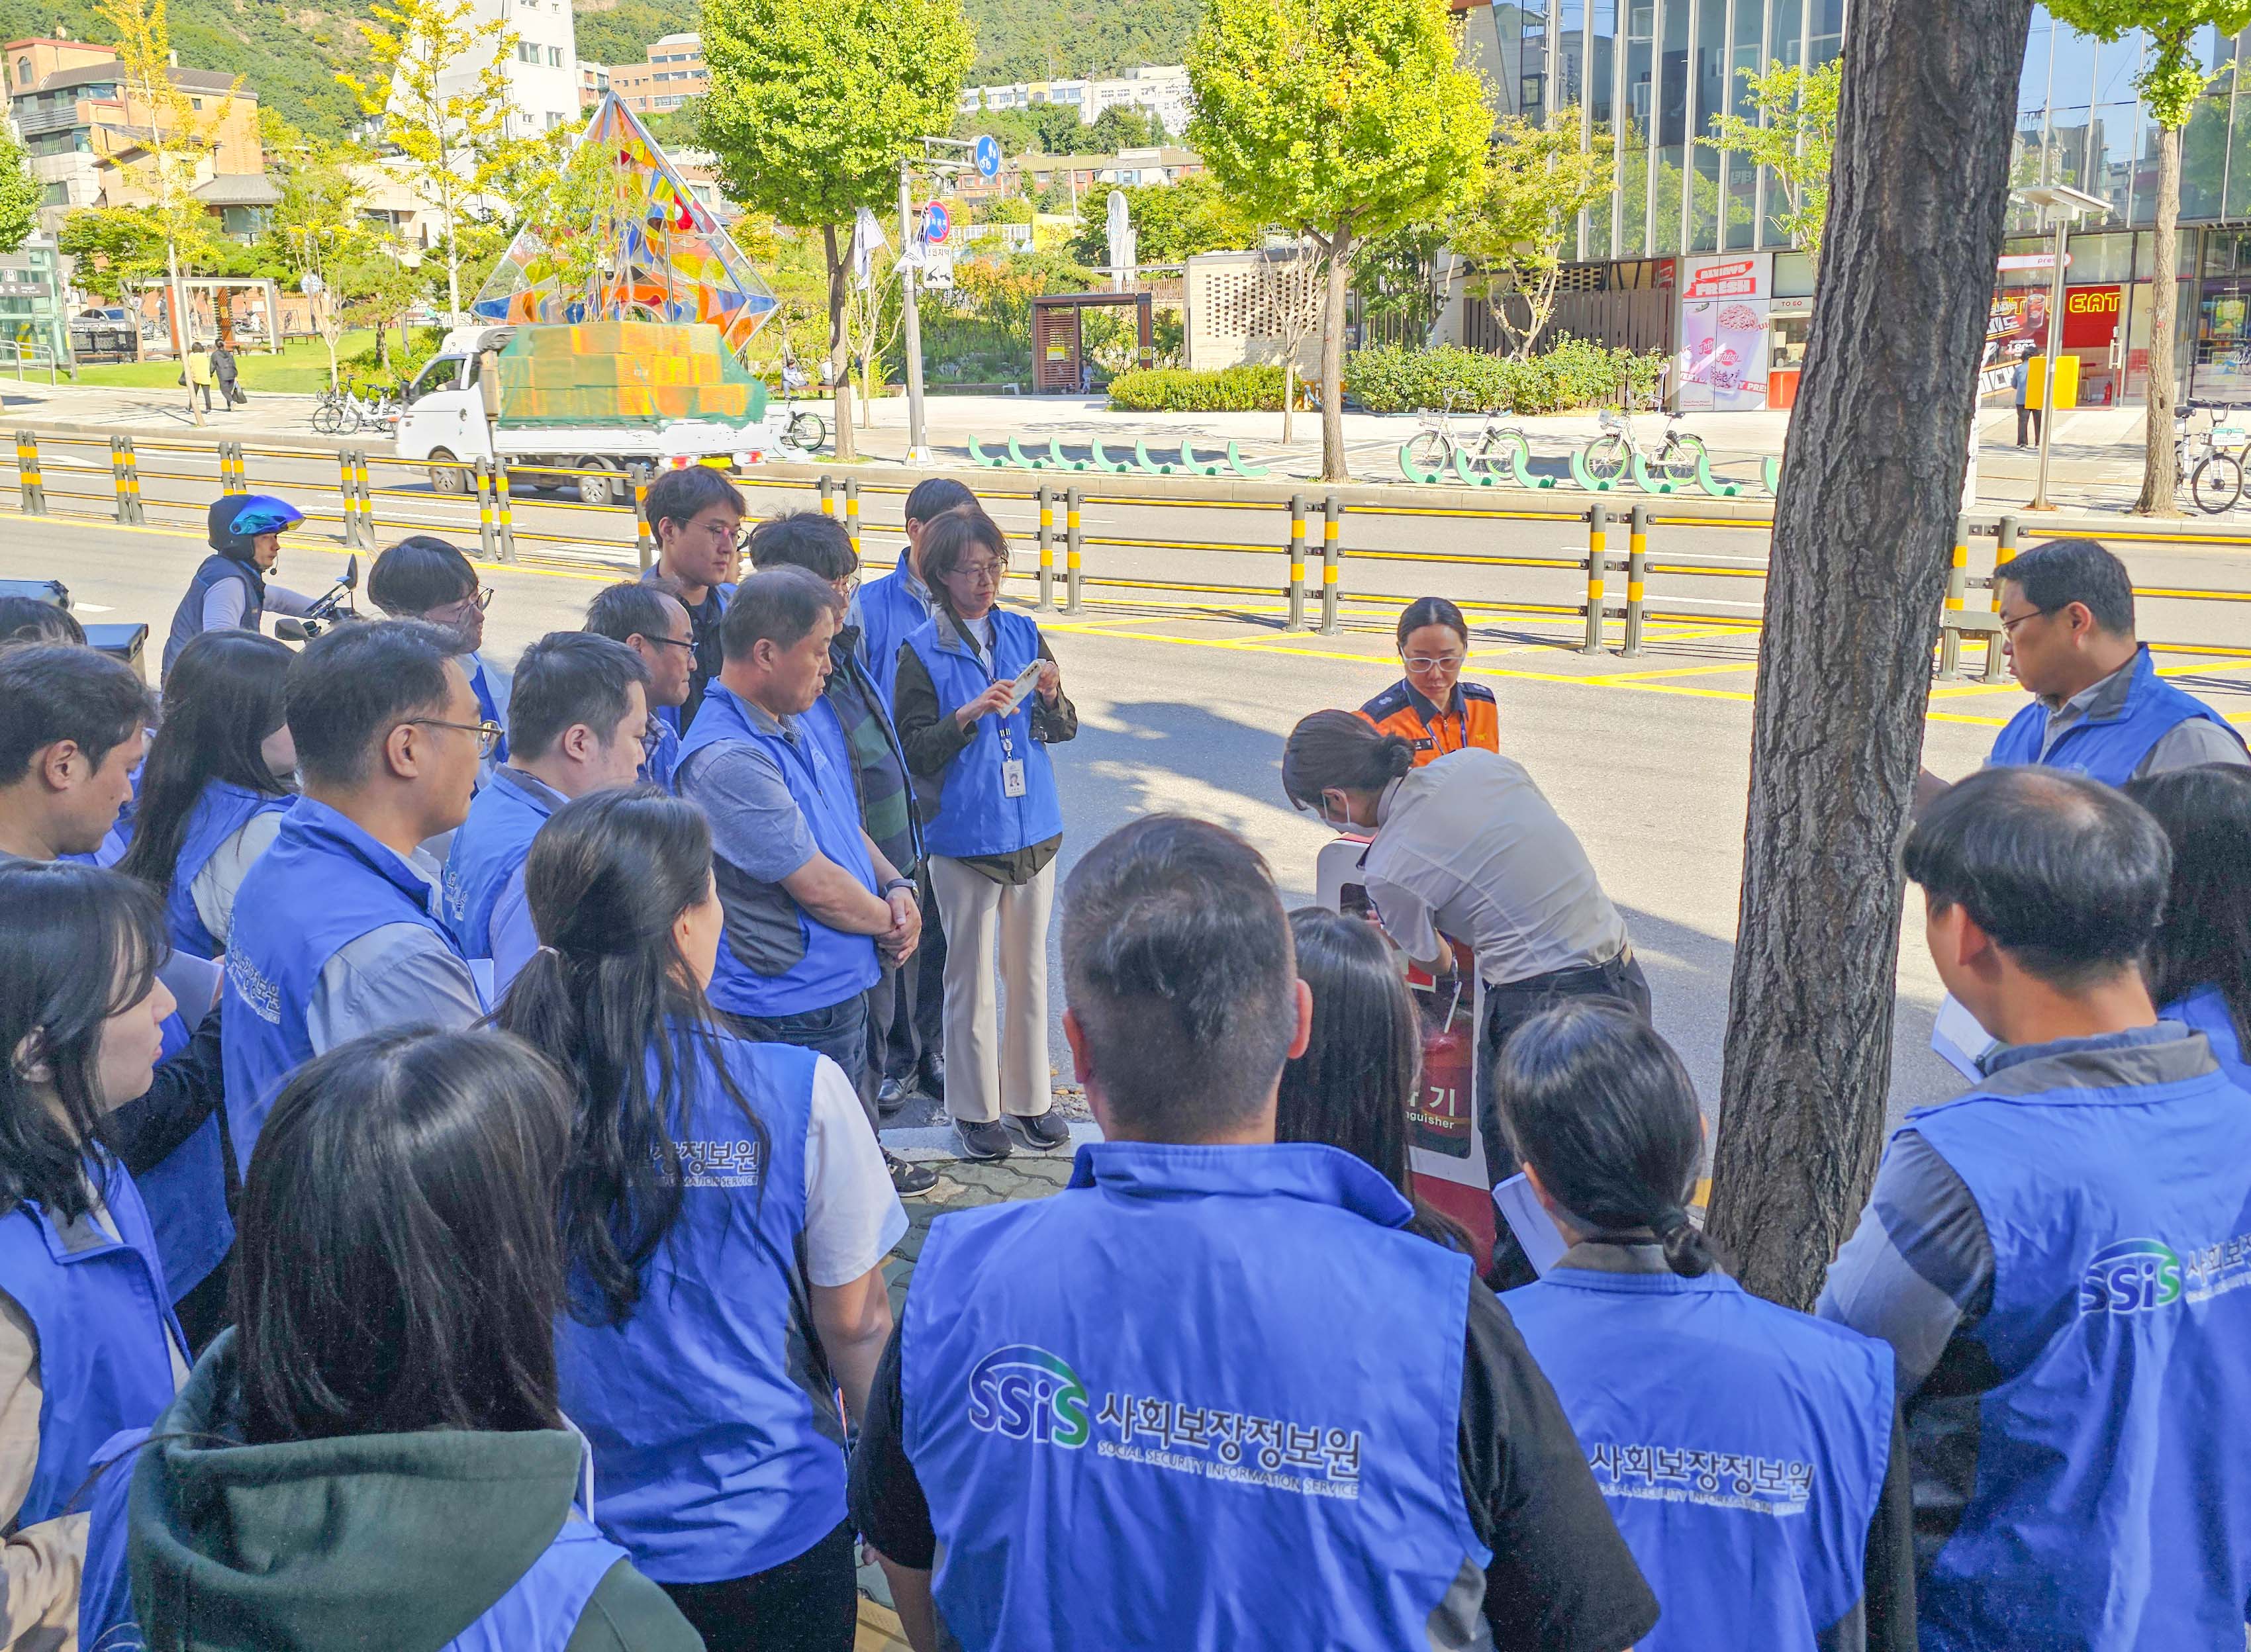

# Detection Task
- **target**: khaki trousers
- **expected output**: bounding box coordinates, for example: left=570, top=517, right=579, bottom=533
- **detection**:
left=929, top=854, right=1056, bottom=1124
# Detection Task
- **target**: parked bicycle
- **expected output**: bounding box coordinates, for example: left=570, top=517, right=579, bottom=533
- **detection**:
left=2178, top=401, right=2249, bottom=514
left=311, top=383, right=401, bottom=437
left=1406, top=390, right=1533, bottom=476
left=778, top=360, right=828, bottom=454
left=1582, top=392, right=1707, bottom=486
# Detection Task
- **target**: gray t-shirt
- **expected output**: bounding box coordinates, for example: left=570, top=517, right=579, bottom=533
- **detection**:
left=675, top=704, right=821, bottom=980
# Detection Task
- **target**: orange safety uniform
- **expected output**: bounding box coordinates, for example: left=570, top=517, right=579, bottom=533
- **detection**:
left=1357, top=679, right=1500, bottom=766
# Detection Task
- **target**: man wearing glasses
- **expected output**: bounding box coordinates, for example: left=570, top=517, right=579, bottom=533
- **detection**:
left=369, top=535, right=514, bottom=786
left=222, top=621, right=492, bottom=1166
left=640, top=465, right=747, bottom=732
left=586, top=578, right=697, bottom=788
left=444, top=631, right=653, bottom=995
left=1917, top=538, right=2244, bottom=809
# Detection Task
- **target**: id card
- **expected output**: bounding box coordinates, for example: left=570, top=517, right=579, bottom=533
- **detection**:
left=1002, top=758, right=1027, bottom=797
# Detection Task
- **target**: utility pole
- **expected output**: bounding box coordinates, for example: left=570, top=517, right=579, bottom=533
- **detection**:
left=898, top=160, right=929, bottom=463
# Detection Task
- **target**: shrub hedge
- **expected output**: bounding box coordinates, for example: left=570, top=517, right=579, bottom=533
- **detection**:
left=1343, top=338, right=1668, bottom=414
left=1106, top=363, right=1302, bottom=412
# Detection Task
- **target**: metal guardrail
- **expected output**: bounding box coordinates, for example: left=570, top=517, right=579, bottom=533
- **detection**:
left=6, top=430, right=2248, bottom=666
left=0, top=342, right=61, bottom=385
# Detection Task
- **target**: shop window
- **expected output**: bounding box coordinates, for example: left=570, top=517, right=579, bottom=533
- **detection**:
left=2180, top=95, right=2228, bottom=219
left=1805, top=0, right=1841, bottom=66
left=1772, top=250, right=1814, bottom=297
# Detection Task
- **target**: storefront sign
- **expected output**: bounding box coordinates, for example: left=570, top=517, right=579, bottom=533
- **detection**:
left=2060, top=285, right=2122, bottom=348
left=1998, top=252, right=2072, bottom=271
left=1683, top=256, right=1763, bottom=300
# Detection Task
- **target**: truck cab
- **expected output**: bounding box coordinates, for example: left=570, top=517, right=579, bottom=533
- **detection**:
left=392, top=344, right=494, bottom=492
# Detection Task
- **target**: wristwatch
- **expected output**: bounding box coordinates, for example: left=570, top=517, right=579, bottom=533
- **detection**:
left=882, top=878, right=917, bottom=897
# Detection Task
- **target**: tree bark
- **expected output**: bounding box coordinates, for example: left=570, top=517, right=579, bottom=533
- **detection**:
left=824, top=222, right=857, bottom=463
left=1318, top=222, right=1355, bottom=482
left=1282, top=361, right=1296, bottom=443
left=2136, top=121, right=2182, bottom=516
left=1704, top=0, right=2033, bottom=1310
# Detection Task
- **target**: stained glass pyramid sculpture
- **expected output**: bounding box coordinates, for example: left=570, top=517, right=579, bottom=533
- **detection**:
left=469, top=92, right=778, bottom=354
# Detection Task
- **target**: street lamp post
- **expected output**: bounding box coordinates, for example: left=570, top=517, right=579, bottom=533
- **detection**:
left=2018, top=182, right=2110, bottom=512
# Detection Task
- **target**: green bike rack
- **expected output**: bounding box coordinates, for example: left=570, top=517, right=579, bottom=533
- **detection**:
left=1762, top=456, right=1782, bottom=494
left=1629, top=452, right=1676, bottom=495
left=1451, top=446, right=1500, bottom=487
left=1225, top=441, right=1271, bottom=479
left=1006, top=436, right=1048, bottom=469
left=1086, top=440, right=1131, bottom=474
left=1399, top=442, right=1444, bottom=484
left=1568, top=445, right=1617, bottom=491
left=1046, top=437, right=1091, bottom=472
left=966, top=437, right=1009, bottom=468
left=1177, top=440, right=1225, bottom=477
left=1509, top=440, right=1557, bottom=490
left=1691, top=451, right=1741, bottom=498
left=1134, top=439, right=1174, bottom=476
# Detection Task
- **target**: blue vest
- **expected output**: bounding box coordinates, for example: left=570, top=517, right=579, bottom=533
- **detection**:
left=902, top=612, right=1063, bottom=860
left=556, top=1030, right=839, bottom=1583
left=79, top=1427, right=625, bottom=1652
left=1905, top=1042, right=2251, bottom=1650
left=1505, top=1262, right=1893, bottom=1652
left=674, top=682, right=880, bottom=1018
left=222, top=799, right=466, bottom=1168
left=162, top=553, right=263, bottom=682
left=640, top=715, right=680, bottom=790
left=900, top=1142, right=1489, bottom=1649
left=444, top=770, right=555, bottom=959
left=1987, top=646, right=2244, bottom=783
left=855, top=551, right=934, bottom=710
left=2168, top=984, right=2249, bottom=1096
left=0, top=1160, right=180, bottom=1532
left=164, top=782, right=292, bottom=960
left=465, top=653, right=512, bottom=766
left=134, top=1009, right=230, bottom=1306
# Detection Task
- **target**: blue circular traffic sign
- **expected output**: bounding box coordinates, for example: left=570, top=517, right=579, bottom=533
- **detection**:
left=922, top=201, right=951, bottom=245
left=974, top=134, right=1001, bottom=179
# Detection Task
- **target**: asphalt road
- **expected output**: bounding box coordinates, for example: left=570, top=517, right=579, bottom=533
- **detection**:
left=19, top=506, right=2244, bottom=1142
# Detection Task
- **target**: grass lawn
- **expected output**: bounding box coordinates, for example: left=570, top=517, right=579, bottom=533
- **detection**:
left=70, top=334, right=375, bottom=395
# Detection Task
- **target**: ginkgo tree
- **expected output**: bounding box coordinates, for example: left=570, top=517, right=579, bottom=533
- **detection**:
left=1451, top=108, right=1616, bottom=359
left=1188, top=0, right=1490, bottom=480
left=338, top=0, right=524, bottom=326
left=1703, top=58, right=1844, bottom=259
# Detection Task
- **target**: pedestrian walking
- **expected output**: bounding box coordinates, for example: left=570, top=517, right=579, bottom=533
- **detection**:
left=2012, top=343, right=2040, bottom=448
left=210, top=338, right=240, bottom=408
left=185, top=341, right=215, bottom=414
left=892, top=510, right=1076, bottom=1161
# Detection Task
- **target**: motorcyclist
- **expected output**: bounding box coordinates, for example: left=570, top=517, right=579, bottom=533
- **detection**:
left=161, top=496, right=314, bottom=682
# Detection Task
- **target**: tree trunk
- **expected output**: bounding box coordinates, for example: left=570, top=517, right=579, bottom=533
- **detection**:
left=1318, top=223, right=1354, bottom=482
left=1704, top=0, right=2034, bottom=1310
left=824, top=223, right=857, bottom=463
left=1282, top=361, right=1295, bottom=443
left=168, top=238, right=200, bottom=429
left=2137, top=122, right=2182, bottom=516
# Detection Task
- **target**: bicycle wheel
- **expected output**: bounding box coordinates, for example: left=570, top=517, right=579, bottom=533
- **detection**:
left=1468, top=428, right=1530, bottom=476
left=1658, top=433, right=1707, bottom=484
left=2192, top=452, right=2243, bottom=514
left=311, top=404, right=340, bottom=435
left=787, top=410, right=827, bottom=451
left=1582, top=434, right=1629, bottom=483
left=1406, top=430, right=1454, bottom=473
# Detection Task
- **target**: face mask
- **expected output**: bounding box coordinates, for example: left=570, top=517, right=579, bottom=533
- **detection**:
left=1317, top=793, right=1353, bottom=832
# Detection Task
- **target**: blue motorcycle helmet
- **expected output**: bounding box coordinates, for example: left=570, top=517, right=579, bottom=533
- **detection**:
left=208, top=493, right=303, bottom=558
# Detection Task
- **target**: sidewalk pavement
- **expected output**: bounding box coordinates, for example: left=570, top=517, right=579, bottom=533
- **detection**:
left=1, top=379, right=2179, bottom=513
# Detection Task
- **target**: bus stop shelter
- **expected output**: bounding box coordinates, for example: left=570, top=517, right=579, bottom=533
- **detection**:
left=1031, top=291, right=1155, bottom=392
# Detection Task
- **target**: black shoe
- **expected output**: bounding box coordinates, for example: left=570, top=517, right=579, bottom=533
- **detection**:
left=918, top=1052, right=945, bottom=1100
left=877, top=1076, right=914, bottom=1118
left=954, top=1119, right=1012, bottom=1161
left=1006, top=1109, right=1071, bottom=1150
left=885, top=1150, right=939, bottom=1197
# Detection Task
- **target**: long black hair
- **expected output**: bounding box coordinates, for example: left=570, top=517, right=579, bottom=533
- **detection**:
left=2126, top=762, right=2251, bottom=1047
left=1282, top=708, right=1416, bottom=812
left=493, top=788, right=773, bottom=1327
left=1493, top=997, right=1719, bottom=1277
left=232, top=1027, right=573, bottom=1445
left=1277, top=907, right=1473, bottom=1252
left=0, top=863, right=165, bottom=1223
left=118, top=629, right=293, bottom=897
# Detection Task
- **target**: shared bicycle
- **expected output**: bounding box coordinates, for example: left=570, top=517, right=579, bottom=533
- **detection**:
left=2176, top=402, right=2251, bottom=514
left=1581, top=391, right=1707, bottom=486
left=1406, top=391, right=1533, bottom=477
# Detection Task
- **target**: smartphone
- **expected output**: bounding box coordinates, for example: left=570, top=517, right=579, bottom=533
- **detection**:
left=1000, top=659, right=1045, bottom=713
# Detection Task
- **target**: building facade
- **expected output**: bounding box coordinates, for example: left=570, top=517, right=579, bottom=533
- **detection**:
left=441, top=0, right=578, bottom=139
left=958, top=66, right=1194, bottom=136
left=1458, top=0, right=2251, bottom=406
left=600, top=32, right=707, bottom=115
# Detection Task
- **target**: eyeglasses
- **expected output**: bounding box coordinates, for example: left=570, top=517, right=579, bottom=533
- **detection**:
left=949, top=560, right=1008, bottom=584
left=1402, top=655, right=1464, bottom=672
left=402, top=717, right=504, bottom=757
left=1998, top=606, right=2055, bottom=637
left=646, top=633, right=698, bottom=655
left=433, top=588, right=493, bottom=619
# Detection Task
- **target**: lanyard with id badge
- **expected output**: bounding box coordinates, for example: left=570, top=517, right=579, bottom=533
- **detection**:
left=995, top=659, right=1043, bottom=798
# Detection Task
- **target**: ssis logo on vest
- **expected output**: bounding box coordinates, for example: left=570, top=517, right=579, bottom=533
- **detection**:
left=2080, top=1240, right=2183, bottom=1315
left=967, top=1345, right=1091, bottom=1449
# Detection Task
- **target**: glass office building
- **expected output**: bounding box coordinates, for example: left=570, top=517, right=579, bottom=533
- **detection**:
left=1457, top=1, right=2251, bottom=404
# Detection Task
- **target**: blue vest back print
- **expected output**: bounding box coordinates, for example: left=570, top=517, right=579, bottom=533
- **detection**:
left=903, top=611, right=1063, bottom=860
left=900, top=1142, right=1489, bottom=1650
left=1987, top=646, right=2244, bottom=783
left=674, top=682, right=880, bottom=1018
left=444, top=773, right=554, bottom=958
left=79, top=1431, right=626, bottom=1652
left=222, top=799, right=467, bottom=1167
left=165, top=783, right=292, bottom=959
left=1903, top=1046, right=2251, bottom=1650
left=0, top=1158, right=180, bottom=1532
left=857, top=551, right=932, bottom=709
left=1504, top=1265, right=1893, bottom=1652
left=556, top=1032, right=842, bottom=1582
left=162, top=553, right=263, bottom=680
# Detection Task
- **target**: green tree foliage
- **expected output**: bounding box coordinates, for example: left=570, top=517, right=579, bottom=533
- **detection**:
left=642, top=98, right=706, bottom=147
left=961, top=0, right=1200, bottom=81
left=0, top=132, right=38, bottom=257
left=1352, top=220, right=1449, bottom=345
left=2044, top=0, right=2251, bottom=514
left=702, top=0, right=973, bottom=459
left=569, top=0, right=696, bottom=65
left=1188, top=0, right=1489, bottom=478
left=953, top=102, right=1088, bottom=157
left=1086, top=105, right=1165, bottom=149
left=57, top=206, right=172, bottom=300
left=1702, top=58, right=1841, bottom=256
left=1061, top=172, right=1254, bottom=265
left=262, top=121, right=377, bottom=385
left=1449, top=107, right=1615, bottom=357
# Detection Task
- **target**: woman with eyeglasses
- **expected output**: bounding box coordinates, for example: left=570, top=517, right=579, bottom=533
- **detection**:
left=369, top=535, right=513, bottom=780
left=891, top=510, right=1078, bottom=1164
left=1360, top=598, right=1499, bottom=766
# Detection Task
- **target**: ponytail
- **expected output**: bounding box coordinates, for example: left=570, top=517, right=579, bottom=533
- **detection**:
left=1282, top=709, right=1415, bottom=811
left=1492, top=997, right=1722, bottom=1279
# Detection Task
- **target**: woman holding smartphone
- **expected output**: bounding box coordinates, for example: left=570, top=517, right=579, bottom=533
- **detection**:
left=891, top=510, right=1077, bottom=1164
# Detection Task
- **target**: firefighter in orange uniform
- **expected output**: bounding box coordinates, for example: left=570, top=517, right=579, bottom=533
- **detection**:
left=1359, top=598, right=1498, bottom=766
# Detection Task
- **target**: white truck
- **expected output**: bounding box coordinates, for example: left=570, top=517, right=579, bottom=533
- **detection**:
left=391, top=325, right=807, bottom=507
